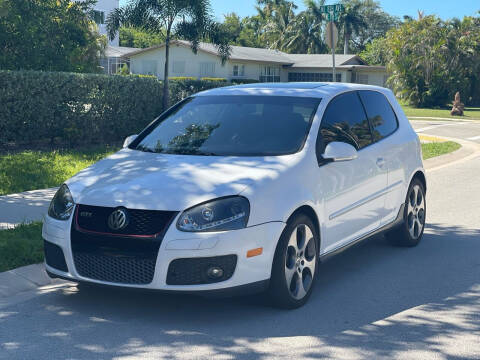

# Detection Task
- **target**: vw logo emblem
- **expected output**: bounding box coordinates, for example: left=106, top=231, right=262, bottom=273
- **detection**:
left=107, top=208, right=129, bottom=231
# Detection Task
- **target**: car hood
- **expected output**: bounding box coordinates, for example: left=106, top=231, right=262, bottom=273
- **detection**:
left=66, top=148, right=298, bottom=211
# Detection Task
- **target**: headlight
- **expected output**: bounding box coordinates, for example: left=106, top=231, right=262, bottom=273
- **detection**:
left=177, top=196, right=250, bottom=232
left=48, top=184, right=75, bottom=220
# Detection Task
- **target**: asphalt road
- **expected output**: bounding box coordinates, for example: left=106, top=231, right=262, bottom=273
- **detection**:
left=1, top=122, right=480, bottom=359
left=410, top=118, right=480, bottom=142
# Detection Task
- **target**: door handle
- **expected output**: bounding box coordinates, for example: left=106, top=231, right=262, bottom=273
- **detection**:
left=376, top=158, right=386, bottom=168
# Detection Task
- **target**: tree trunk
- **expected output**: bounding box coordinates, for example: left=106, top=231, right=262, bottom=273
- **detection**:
left=162, top=35, right=170, bottom=111
left=344, top=31, right=350, bottom=54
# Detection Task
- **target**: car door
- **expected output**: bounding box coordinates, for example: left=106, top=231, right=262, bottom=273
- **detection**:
left=316, top=91, right=388, bottom=254
left=358, top=90, right=401, bottom=225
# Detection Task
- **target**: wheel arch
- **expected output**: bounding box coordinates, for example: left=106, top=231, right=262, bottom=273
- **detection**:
left=286, top=205, right=321, bottom=251
left=411, top=169, right=427, bottom=193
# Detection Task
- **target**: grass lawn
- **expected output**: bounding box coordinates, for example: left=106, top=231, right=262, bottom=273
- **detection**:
left=401, top=103, right=480, bottom=120
left=421, top=141, right=461, bottom=160
left=0, top=147, right=117, bottom=196
left=0, top=222, right=43, bottom=272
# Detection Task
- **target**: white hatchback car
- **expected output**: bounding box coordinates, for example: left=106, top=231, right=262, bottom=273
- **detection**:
left=43, top=82, right=426, bottom=308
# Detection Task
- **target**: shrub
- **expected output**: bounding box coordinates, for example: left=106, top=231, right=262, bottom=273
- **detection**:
left=168, top=76, right=197, bottom=81
left=0, top=71, right=263, bottom=149
left=117, top=64, right=130, bottom=75
left=200, top=77, right=228, bottom=82
left=230, top=78, right=260, bottom=84
left=0, top=70, right=163, bottom=148
left=168, top=78, right=229, bottom=106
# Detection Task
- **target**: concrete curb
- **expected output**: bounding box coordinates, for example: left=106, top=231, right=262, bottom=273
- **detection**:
left=422, top=134, right=480, bottom=172
left=0, top=263, right=65, bottom=299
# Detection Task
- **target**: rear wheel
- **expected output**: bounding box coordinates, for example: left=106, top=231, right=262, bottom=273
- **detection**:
left=268, top=214, right=318, bottom=309
left=386, top=178, right=426, bottom=247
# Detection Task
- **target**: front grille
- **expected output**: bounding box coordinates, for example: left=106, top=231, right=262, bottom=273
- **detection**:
left=167, top=255, right=237, bottom=285
left=44, top=240, right=68, bottom=272
left=71, top=221, right=168, bottom=284
left=75, top=204, right=178, bottom=236
left=73, top=252, right=156, bottom=284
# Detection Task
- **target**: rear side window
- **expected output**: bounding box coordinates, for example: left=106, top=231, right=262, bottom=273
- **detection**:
left=320, top=91, right=372, bottom=150
left=358, top=90, right=398, bottom=141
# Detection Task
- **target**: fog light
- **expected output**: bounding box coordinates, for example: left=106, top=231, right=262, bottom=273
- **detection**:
left=207, top=266, right=224, bottom=279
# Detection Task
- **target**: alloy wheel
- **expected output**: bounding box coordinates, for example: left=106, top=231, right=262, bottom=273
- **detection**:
left=407, top=184, right=426, bottom=239
left=284, top=224, right=316, bottom=300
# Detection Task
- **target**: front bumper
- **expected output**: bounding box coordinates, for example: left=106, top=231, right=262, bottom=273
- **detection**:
left=42, top=214, right=285, bottom=293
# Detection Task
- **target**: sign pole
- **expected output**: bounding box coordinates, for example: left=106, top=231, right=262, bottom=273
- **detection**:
left=330, top=17, right=336, bottom=82
left=322, top=4, right=343, bottom=82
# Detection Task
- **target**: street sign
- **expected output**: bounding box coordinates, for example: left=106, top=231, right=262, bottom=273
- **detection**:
left=319, top=4, right=344, bottom=14
left=325, top=12, right=339, bottom=21
left=325, top=22, right=338, bottom=50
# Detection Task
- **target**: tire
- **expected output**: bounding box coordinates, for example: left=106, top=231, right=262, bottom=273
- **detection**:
left=268, top=214, right=319, bottom=309
left=386, top=178, right=426, bottom=247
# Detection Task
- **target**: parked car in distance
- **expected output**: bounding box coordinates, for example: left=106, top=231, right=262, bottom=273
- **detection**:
left=43, top=82, right=426, bottom=308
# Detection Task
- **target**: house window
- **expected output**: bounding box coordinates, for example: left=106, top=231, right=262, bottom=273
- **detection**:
left=142, top=60, right=157, bottom=76
left=91, top=10, right=105, bottom=25
left=357, top=74, right=369, bottom=84
left=100, top=57, right=130, bottom=75
left=172, top=60, right=185, bottom=74
left=233, top=64, right=245, bottom=77
left=288, top=72, right=341, bottom=82
left=200, top=62, right=215, bottom=77
left=260, top=66, right=280, bottom=82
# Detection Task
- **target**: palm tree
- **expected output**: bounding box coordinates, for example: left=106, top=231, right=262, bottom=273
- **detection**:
left=338, top=1, right=367, bottom=54
left=283, top=0, right=328, bottom=53
left=107, top=0, right=230, bottom=110
left=256, top=0, right=297, bottom=49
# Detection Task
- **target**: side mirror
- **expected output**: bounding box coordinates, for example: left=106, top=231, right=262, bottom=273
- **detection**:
left=322, top=141, right=358, bottom=162
left=123, top=134, right=138, bottom=148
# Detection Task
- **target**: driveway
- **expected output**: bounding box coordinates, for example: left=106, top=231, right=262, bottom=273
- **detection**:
left=1, top=124, right=480, bottom=358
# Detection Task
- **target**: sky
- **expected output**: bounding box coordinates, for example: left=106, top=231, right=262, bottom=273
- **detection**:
left=120, top=0, right=479, bottom=21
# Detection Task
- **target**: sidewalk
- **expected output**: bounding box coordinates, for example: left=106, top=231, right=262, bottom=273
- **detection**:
left=0, top=188, right=57, bottom=229
left=0, top=263, right=65, bottom=299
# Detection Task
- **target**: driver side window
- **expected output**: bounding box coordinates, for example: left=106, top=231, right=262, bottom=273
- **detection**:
left=318, top=91, right=373, bottom=152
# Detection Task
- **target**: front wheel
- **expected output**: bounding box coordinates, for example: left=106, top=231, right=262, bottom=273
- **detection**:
left=386, top=178, right=426, bottom=247
left=268, top=214, right=318, bottom=309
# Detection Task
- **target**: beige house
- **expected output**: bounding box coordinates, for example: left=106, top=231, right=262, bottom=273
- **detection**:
left=125, top=40, right=388, bottom=86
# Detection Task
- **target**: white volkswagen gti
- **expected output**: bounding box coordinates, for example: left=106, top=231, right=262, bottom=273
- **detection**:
left=43, top=82, right=426, bottom=308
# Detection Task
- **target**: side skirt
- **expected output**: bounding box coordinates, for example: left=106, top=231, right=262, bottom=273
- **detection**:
left=319, top=203, right=405, bottom=262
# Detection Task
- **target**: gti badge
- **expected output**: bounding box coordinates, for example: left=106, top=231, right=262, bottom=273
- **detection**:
left=107, top=208, right=129, bottom=231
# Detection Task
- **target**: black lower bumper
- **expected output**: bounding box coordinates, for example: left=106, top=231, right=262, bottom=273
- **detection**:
left=46, top=269, right=269, bottom=298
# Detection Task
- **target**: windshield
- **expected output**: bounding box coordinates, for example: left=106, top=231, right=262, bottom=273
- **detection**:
left=131, top=95, right=321, bottom=156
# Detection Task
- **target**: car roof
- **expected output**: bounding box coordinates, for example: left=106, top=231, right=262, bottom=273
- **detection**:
left=195, top=82, right=390, bottom=99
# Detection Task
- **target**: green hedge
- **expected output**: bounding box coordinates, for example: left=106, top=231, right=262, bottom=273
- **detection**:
left=0, top=70, right=163, bottom=147
left=0, top=71, right=259, bottom=148
left=168, top=78, right=229, bottom=105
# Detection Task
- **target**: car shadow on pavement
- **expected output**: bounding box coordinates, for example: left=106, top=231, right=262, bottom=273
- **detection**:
left=1, top=223, right=479, bottom=359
